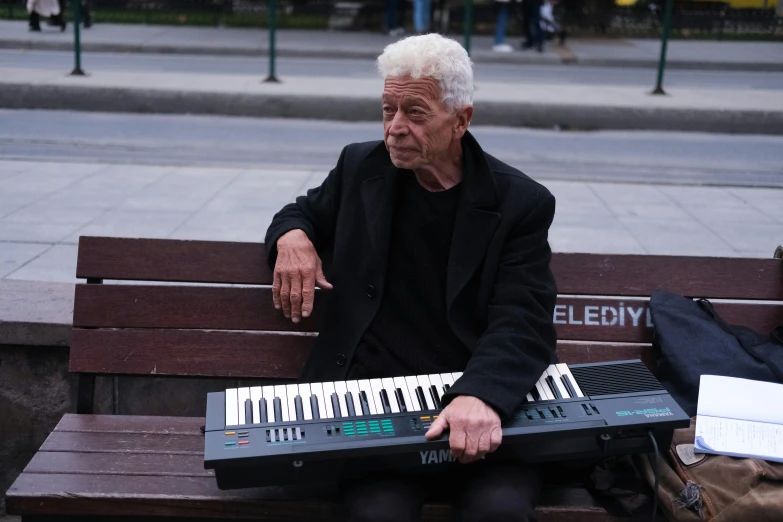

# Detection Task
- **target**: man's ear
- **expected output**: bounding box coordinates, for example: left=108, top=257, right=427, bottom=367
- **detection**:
left=454, top=105, right=473, bottom=138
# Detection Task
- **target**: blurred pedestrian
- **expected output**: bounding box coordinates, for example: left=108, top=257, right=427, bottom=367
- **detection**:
left=52, top=0, right=93, bottom=28
left=520, top=0, right=543, bottom=52
left=413, top=0, right=431, bottom=33
left=27, top=0, right=65, bottom=32
left=385, top=0, right=404, bottom=36
left=492, top=0, right=513, bottom=52
left=540, top=0, right=566, bottom=46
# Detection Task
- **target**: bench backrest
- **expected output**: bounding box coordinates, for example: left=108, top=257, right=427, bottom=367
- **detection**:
left=70, top=236, right=783, bottom=413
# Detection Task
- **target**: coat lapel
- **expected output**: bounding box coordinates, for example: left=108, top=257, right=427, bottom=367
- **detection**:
left=361, top=153, right=398, bottom=269
left=446, top=133, right=501, bottom=309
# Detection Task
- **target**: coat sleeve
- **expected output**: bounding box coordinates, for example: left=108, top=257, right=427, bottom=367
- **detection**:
left=264, top=147, right=347, bottom=270
left=442, top=193, right=558, bottom=418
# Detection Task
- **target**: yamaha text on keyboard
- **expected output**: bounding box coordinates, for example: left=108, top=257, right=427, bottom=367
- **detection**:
left=204, top=360, right=689, bottom=490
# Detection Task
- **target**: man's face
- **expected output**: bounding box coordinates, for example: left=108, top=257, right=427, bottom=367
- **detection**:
left=382, top=75, right=466, bottom=170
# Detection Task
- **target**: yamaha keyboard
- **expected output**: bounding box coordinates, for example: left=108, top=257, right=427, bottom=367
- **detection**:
left=204, top=360, right=689, bottom=490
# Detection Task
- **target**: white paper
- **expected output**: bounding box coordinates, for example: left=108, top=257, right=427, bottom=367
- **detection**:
left=695, top=415, right=783, bottom=463
left=694, top=375, right=783, bottom=462
left=697, top=375, right=783, bottom=425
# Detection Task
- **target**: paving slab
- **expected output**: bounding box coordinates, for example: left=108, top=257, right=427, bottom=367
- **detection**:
left=2, top=68, right=781, bottom=134
left=1, top=21, right=781, bottom=70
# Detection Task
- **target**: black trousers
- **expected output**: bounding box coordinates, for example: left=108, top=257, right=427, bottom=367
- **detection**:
left=341, top=461, right=541, bottom=522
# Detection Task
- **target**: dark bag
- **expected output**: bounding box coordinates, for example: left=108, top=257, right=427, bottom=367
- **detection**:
left=649, top=290, right=783, bottom=417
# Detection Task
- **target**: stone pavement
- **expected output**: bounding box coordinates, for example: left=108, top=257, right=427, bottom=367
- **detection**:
left=1, top=20, right=783, bottom=70
left=2, top=159, right=781, bottom=285
left=3, top=67, right=782, bottom=133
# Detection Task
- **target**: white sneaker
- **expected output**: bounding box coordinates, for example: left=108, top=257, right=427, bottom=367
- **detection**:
left=492, top=43, right=513, bottom=53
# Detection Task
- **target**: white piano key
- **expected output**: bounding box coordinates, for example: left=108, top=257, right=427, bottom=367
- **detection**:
left=440, top=373, right=455, bottom=391
left=451, top=372, right=463, bottom=384
left=394, top=376, right=414, bottom=413
left=428, top=374, right=445, bottom=404
left=357, top=380, right=378, bottom=415
left=321, top=381, right=336, bottom=418
left=556, top=363, right=584, bottom=398
left=526, top=392, right=535, bottom=403
left=536, top=376, right=554, bottom=401
left=237, top=387, right=250, bottom=425
left=286, top=383, right=299, bottom=421
left=346, top=380, right=364, bottom=416
left=405, top=376, right=423, bottom=411
left=369, top=379, right=386, bottom=414
left=309, top=382, right=326, bottom=419
left=298, top=383, right=313, bottom=420
left=262, top=385, right=275, bottom=423
left=381, top=378, right=400, bottom=413
left=334, top=381, right=350, bottom=418
left=225, top=388, right=238, bottom=427
left=250, top=386, right=262, bottom=424
left=274, top=384, right=289, bottom=422
left=547, top=366, right=570, bottom=399
left=416, top=375, right=436, bottom=410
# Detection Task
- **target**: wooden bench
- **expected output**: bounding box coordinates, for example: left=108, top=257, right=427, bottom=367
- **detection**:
left=7, top=236, right=783, bottom=521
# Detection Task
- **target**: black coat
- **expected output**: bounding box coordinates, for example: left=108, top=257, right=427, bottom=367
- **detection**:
left=265, top=132, right=557, bottom=418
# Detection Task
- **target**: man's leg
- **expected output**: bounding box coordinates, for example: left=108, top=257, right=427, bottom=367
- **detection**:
left=342, top=477, right=424, bottom=522
left=453, top=462, right=541, bottom=522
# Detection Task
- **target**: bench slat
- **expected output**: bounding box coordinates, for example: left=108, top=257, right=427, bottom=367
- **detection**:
left=77, top=237, right=273, bottom=284
left=70, top=328, right=314, bottom=377
left=552, top=253, right=783, bottom=299
left=25, top=451, right=212, bottom=477
left=54, top=414, right=204, bottom=435
left=6, top=473, right=615, bottom=521
left=73, top=284, right=783, bottom=340
left=70, top=327, right=652, bottom=377
left=41, top=431, right=202, bottom=455
left=75, top=238, right=783, bottom=303
left=73, top=285, right=322, bottom=332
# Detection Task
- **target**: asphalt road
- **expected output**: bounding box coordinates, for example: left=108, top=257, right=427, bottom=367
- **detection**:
left=1, top=109, right=782, bottom=187
left=2, top=50, right=783, bottom=90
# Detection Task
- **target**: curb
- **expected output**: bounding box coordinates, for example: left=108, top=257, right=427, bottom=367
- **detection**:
left=2, top=39, right=782, bottom=71
left=2, top=82, right=781, bottom=134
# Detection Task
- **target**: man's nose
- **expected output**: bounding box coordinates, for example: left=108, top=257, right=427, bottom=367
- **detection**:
left=388, top=112, right=409, bottom=136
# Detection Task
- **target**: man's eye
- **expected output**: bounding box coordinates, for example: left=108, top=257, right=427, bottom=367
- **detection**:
left=382, top=106, right=394, bottom=113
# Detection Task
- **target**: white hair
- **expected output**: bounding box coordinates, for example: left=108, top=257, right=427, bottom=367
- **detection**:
left=376, top=34, right=474, bottom=112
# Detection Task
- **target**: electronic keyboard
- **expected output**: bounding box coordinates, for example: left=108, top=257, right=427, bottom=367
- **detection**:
left=204, top=360, right=689, bottom=490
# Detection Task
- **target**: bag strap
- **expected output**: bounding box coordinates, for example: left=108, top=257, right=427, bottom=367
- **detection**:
left=697, top=299, right=783, bottom=382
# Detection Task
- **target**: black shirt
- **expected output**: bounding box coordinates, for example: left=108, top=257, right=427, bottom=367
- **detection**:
left=347, top=170, right=471, bottom=379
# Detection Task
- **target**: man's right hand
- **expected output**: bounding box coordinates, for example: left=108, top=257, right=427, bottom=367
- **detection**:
left=273, top=229, right=333, bottom=323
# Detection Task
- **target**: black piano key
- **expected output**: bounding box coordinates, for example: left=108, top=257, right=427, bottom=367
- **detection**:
left=331, top=393, right=342, bottom=418
left=294, top=395, right=304, bottom=421
left=345, top=392, right=356, bottom=417
left=429, top=385, right=442, bottom=409
left=531, top=386, right=541, bottom=401
left=415, top=386, right=428, bottom=410
left=244, top=398, right=253, bottom=424
left=273, top=397, right=283, bottom=422
left=395, top=388, right=407, bottom=412
left=380, top=389, right=392, bottom=414
left=443, top=383, right=451, bottom=391
left=310, top=395, right=320, bottom=420
left=561, top=374, right=578, bottom=398
left=546, top=376, right=562, bottom=400
left=359, top=391, right=371, bottom=415
left=259, top=398, right=268, bottom=423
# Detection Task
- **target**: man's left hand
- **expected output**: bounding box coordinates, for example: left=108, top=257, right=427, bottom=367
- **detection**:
left=424, top=395, right=502, bottom=464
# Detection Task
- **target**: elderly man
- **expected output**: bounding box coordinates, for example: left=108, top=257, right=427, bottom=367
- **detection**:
left=265, top=34, right=557, bottom=522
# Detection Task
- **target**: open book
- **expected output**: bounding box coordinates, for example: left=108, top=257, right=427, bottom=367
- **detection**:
left=694, top=375, right=783, bottom=463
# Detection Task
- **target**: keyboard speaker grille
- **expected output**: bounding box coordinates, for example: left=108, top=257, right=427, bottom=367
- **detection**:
left=570, top=361, right=663, bottom=397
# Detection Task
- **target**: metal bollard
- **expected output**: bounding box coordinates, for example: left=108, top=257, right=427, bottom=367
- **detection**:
left=71, top=0, right=86, bottom=76
left=652, top=0, right=674, bottom=95
left=264, top=0, right=280, bottom=83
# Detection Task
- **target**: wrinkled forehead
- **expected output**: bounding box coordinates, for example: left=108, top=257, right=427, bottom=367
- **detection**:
left=382, top=75, right=443, bottom=105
